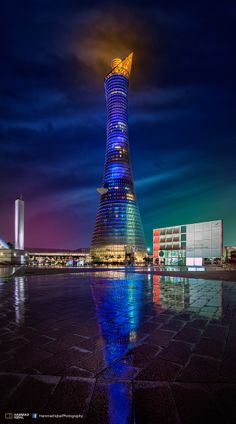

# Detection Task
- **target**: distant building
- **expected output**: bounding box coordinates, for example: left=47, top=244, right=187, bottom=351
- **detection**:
left=0, top=195, right=26, bottom=265
left=0, top=237, right=9, bottom=250
left=0, top=237, right=11, bottom=264
left=15, top=195, right=24, bottom=250
left=224, top=246, right=236, bottom=263
left=153, top=220, right=223, bottom=266
left=0, top=237, right=24, bottom=265
left=26, top=247, right=91, bottom=267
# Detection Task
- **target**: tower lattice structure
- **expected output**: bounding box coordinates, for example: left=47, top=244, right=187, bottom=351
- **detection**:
left=91, top=53, right=146, bottom=263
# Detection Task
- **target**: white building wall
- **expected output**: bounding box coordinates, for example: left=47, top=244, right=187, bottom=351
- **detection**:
left=15, top=198, right=24, bottom=250
left=186, top=220, right=222, bottom=259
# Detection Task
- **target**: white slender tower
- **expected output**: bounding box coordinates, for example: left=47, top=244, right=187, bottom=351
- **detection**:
left=15, top=195, right=24, bottom=250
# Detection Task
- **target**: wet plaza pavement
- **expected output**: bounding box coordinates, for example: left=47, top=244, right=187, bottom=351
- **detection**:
left=0, top=271, right=236, bottom=423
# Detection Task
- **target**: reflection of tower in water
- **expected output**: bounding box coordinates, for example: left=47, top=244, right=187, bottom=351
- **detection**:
left=14, top=277, right=26, bottom=325
left=90, top=272, right=142, bottom=357
left=90, top=272, right=143, bottom=422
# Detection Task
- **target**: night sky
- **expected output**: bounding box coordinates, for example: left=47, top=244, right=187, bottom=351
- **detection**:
left=1, top=0, right=235, bottom=250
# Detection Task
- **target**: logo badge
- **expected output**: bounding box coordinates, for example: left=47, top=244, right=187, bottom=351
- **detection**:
left=5, top=413, right=13, bottom=420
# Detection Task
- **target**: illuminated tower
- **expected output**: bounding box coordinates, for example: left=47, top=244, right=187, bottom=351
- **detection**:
left=91, top=53, right=146, bottom=263
left=15, top=195, right=24, bottom=250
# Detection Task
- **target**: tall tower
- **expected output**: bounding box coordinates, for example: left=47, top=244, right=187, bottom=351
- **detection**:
left=91, top=53, right=146, bottom=263
left=15, top=195, right=24, bottom=250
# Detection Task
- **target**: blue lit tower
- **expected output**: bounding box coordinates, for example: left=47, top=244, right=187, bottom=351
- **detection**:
left=91, top=53, right=146, bottom=263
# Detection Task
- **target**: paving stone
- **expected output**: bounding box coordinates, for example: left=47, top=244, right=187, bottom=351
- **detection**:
left=0, top=373, right=26, bottom=407
left=97, top=362, right=139, bottom=381
left=203, top=324, right=228, bottom=342
left=77, top=336, right=106, bottom=353
left=194, top=337, right=225, bottom=359
left=34, top=350, right=90, bottom=376
left=135, top=357, right=182, bottom=382
left=65, top=365, right=94, bottom=378
left=4, top=375, right=60, bottom=412
left=211, top=316, right=233, bottom=326
left=75, top=324, right=102, bottom=338
left=178, top=354, right=220, bottom=382
left=161, top=311, right=176, bottom=318
left=0, top=352, right=14, bottom=364
left=185, top=318, right=208, bottom=329
left=137, top=322, right=160, bottom=334
left=149, top=314, right=172, bottom=324
left=25, top=334, right=56, bottom=348
left=133, top=382, right=181, bottom=424
left=220, top=353, right=236, bottom=381
left=176, top=313, right=192, bottom=321
left=162, top=319, right=185, bottom=332
left=44, top=334, right=89, bottom=354
left=224, top=327, right=236, bottom=356
left=208, top=383, right=236, bottom=424
left=86, top=383, right=132, bottom=423
left=145, top=329, right=175, bottom=347
left=174, top=327, right=202, bottom=344
left=0, top=336, right=30, bottom=352
left=0, top=348, right=53, bottom=372
left=45, top=376, right=94, bottom=415
left=124, top=329, right=149, bottom=344
left=0, top=328, right=10, bottom=336
left=171, top=383, right=224, bottom=424
left=158, top=340, right=193, bottom=365
left=80, top=351, right=109, bottom=375
left=118, top=343, right=159, bottom=368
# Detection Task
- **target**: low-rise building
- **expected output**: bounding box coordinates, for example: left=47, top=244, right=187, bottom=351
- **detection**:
left=0, top=237, right=11, bottom=264
left=0, top=237, right=25, bottom=264
left=224, top=246, right=236, bottom=263
left=26, top=247, right=91, bottom=267
left=153, top=219, right=223, bottom=266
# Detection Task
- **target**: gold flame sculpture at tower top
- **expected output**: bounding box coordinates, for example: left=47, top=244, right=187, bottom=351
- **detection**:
left=107, top=52, right=133, bottom=79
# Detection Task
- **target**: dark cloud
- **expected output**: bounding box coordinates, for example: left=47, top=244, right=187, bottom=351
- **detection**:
left=0, top=0, right=235, bottom=248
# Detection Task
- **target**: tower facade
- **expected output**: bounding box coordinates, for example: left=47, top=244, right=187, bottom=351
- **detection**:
left=91, top=53, right=146, bottom=263
left=15, top=195, right=24, bottom=250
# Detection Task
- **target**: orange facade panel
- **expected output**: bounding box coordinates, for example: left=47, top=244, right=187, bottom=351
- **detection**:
left=153, top=275, right=160, bottom=303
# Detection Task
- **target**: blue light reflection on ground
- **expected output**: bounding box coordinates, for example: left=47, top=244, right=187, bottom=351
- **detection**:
left=91, top=272, right=223, bottom=358
left=0, top=270, right=230, bottom=423
left=108, top=383, right=131, bottom=424
left=91, top=273, right=143, bottom=362
left=91, top=273, right=141, bottom=423
left=89, top=272, right=223, bottom=423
